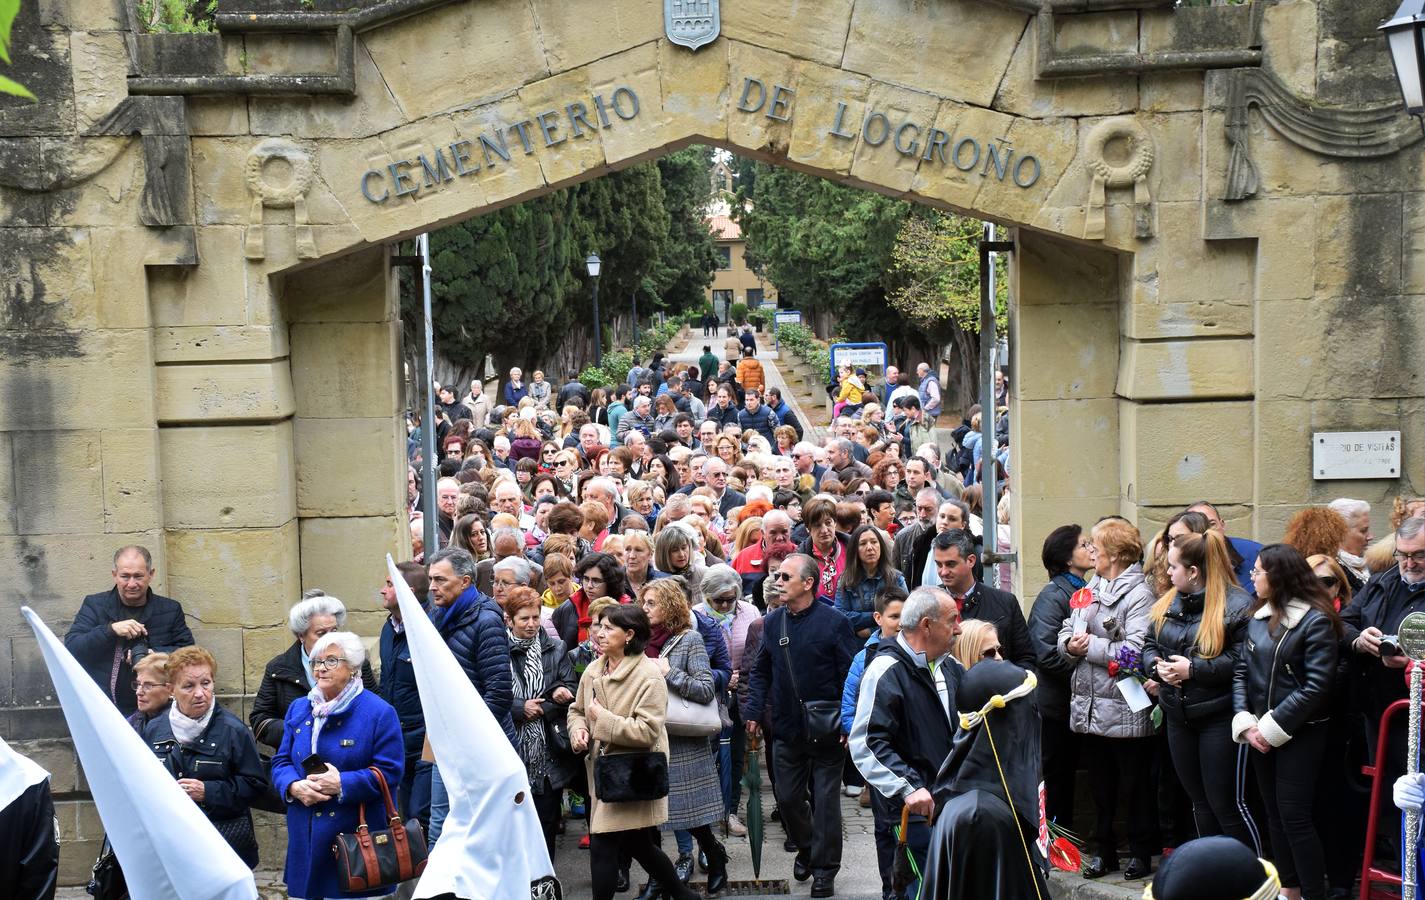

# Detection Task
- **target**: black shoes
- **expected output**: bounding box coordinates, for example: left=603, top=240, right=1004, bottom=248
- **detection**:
left=810, top=874, right=836, bottom=898
left=783, top=837, right=798, bottom=853
left=705, top=840, right=730, bottom=896
left=1082, top=856, right=1119, bottom=879
left=615, top=869, right=629, bottom=893
left=674, top=853, right=694, bottom=884
left=635, top=878, right=661, bottom=900
left=1123, top=857, right=1152, bottom=881
left=793, top=854, right=812, bottom=882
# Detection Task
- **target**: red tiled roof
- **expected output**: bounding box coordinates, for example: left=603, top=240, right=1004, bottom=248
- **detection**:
left=708, top=215, right=741, bottom=240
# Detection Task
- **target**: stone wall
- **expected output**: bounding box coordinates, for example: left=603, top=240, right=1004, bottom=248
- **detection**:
left=2, top=0, right=1423, bottom=882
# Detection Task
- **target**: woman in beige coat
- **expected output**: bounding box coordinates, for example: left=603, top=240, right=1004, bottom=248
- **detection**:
left=569, top=604, right=699, bottom=900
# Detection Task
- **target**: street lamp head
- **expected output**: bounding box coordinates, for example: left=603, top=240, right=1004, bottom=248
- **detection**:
left=586, top=254, right=602, bottom=278
left=1382, top=0, right=1425, bottom=116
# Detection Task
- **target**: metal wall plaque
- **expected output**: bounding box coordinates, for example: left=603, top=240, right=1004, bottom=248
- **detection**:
left=1312, top=430, right=1401, bottom=480
left=1401, top=612, right=1425, bottom=661
left=666, top=0, right=720, bottom=50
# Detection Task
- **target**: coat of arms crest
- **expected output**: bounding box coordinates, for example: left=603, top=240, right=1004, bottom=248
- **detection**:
left=665, top=0, right=720, bottom=51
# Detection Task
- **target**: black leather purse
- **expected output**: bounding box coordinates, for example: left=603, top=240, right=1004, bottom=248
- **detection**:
left=780, top=612, right=842, bottom=746
left=333, top=767, right=429, bottom=893
left=86, top=837, right=127, bottom=900
left=593, top=745, right=669, bottom=803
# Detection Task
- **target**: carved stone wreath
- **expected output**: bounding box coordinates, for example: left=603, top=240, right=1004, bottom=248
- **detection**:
left=244, top=138, right=318, bottom=261
left=1083, top=118, right=1155, bottom=242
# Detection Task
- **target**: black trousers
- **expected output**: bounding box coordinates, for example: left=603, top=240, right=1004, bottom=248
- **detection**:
left=1253, top=721, right=1328, bottom=900
left=1165, top=713, right=1262, bottom=852
left=772, top=738, right=844, bottom=877
left=533, top=788, right=561, bottom=860
left=590, top=829, right=687, bottom=900
left=1041, top=715, right=1080, bottom=831
left=1085, top=733, right=1156, bottom=860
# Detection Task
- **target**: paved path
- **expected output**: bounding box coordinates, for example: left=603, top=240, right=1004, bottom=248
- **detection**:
left=670, top=331, right=827, bottom=446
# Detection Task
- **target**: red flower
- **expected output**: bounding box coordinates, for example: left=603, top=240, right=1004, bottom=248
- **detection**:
left=1107, top=660, right=1119, bottom=678
left=1050, top=837, right=1082, bottom=872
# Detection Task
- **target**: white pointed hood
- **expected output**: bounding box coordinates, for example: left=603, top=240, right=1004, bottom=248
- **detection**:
left=386, top=556, right=556, bottom=899
left=0, top=735, right=49, bottom=811
left=20, top=606, right=257, bottom=900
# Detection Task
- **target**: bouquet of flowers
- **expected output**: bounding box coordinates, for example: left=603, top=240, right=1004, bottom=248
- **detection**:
left=1108, top=645, right=1163, bottom=729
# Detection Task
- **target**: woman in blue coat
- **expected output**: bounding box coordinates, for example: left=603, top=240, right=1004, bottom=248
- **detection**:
left=272, top=631, right=405, bottom=900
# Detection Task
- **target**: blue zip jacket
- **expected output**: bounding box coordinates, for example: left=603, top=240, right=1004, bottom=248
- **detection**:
left=379, top=614, right=425, bottom=760
left=835, top=571, right=908, bottom=635
left=841, top=632, right=884, bottom=734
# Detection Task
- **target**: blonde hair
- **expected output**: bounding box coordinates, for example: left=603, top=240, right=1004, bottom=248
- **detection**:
left=953, top=620, right=999, bottom=671
left=133, top=651, right=170, bottom=680
left=640, top=578, right=693, bottom=633
left=733, top=517, right=764, bottom=554
left=1150, top=531, right=1235, bottom=658
left=586, top=595, right=620, bottom=624
left=1092, top=518, right=1143, bottom=568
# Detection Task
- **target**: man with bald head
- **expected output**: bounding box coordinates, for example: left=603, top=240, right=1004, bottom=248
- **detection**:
left=64, top=545, right=194, bottom=715
left=491, top=478, right=534, bottom=531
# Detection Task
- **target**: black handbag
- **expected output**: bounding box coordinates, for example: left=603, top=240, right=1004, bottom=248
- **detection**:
left=780, top=612, right=843, bottom=746
left=593, top=745, right=669, bottom=803
left=86, top=837, right=127, bottom=900
left=332, top=767, right=429, bottom=893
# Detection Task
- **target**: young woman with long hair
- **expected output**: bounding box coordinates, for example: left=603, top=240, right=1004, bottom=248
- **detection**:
left=1143, top=530, right=1258, bottom=850
left=834, top=524, right=906, bottom=639
left=1234, top=544, right=1340, bottom=900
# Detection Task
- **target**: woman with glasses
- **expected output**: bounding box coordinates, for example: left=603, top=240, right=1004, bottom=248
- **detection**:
left=144, top=645, right=268, bottom=868
left=1059, top=518, right=1158, bottom=881
left=552, top=552, right=631, bottom=651
left=871, top=457, right=904, bottom=493
left=835, top=525, right=906, bottom=640
left=953, top=619, right=1002, bottom=669
left=271, top=632, right=405, bottom=899
left=553, top=448, right=581, bottom=496
left=249, top=593, right=379, bottom=754
left=127, top=651, right=172, bottom=732
left=1234, top=544, right=1340, bottom=900
left=1029, top=524, right=1096, bottom=832
left=538, top=440, right=562, bottom=474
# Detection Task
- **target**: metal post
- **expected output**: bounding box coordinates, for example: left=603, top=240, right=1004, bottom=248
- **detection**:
left=978, top=226, right=1015, bottom=568
left=591, top=276, right=603, bottom=367
left=1409, top=658, right=1422, bottom=900
left=418, top=233, right=439, bottom=555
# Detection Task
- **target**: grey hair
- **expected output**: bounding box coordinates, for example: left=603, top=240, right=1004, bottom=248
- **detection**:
left=916, top=486, right=941, bottom=504
left=902, top=587, right=952, bottom=632
left=700, top=564, right=743, bottom=603
left=491, top=526, right=524, bottom=548
left=428, top=547, right=477, bottom=579
left=112, top=545, right=153, bottom=569
left=310, top=630, right=365, bottom=670
left=633, top=396, right=652, bottom=411
left=834, top=438, right=855, bottom=457
left=288, top=594, right=348, bottom=637
left=586, top=476, right=619, bottom=497
left=1400, top=516, right=1425, bottom=542
left=1329, top=498, right=1371, bottom=524
left=493, top=556, right=534, bottom=585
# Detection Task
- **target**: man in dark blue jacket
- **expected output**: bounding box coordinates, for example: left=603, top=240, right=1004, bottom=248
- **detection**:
left=380, top=560, right=434, bottom=828
left=426, top=547, right=515, bottom=844
left=63, top=545, right=193, bottom=716
left=739, top=388, right=780, bottom=445
left=744, top=554, right=857, bottom=898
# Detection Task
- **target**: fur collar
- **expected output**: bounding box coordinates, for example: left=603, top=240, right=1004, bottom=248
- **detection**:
left=1252, top=597, right=1310, bottom=628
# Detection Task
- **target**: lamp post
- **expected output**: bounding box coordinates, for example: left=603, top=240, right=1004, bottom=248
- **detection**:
left=1382, top=0, right=1425, bottom=121
left=586, top=253, right=602, bottom=367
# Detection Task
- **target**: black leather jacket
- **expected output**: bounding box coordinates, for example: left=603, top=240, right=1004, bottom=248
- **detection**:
left=1232, top=601, right=1338, bottom=743
left=248, top=641, right=379, bottom=749
left=1143, top=586, right=1252, bottom=723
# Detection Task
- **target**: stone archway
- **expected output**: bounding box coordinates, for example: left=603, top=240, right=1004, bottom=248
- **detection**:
left=5, top=0, right=1424, bottom=876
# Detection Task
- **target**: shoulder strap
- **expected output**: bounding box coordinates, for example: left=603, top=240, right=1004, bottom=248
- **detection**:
left=778, top=611, right=804, bottom=705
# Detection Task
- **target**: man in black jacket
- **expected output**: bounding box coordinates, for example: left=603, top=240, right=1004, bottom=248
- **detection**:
left=63, top=546, right=194, bottom=716
left=380, top=561, right=434, bottom=829
left=745, top=554, right=857, bottom=898
left=1342, top=516, right=1425, bottom=736
left=933, top=529, right=1035, bottom=670
left=850, top=586, right=962, bottom=900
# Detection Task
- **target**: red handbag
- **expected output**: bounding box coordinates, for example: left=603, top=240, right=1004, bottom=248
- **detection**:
left=332, top=767, right=428, bottom=892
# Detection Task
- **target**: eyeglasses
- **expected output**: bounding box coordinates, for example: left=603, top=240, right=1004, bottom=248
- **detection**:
left=312, top=656, right=348, bottom=669
left=132, top=680, right=165, bottom=693
left=1318, top=575, right=1339, bottom=588
left=543, top=449, right=556, bottom=456
left=855, top=488, right=871, bottom=496
left=982, top=646, right=1002, bottom=660
left=1395, top=551, right=1425, bottom=565
left=771, top=572, right=795, bottom=581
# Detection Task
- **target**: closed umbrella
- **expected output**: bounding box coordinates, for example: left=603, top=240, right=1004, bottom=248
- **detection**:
left=742, top=731, right=766, bottom=878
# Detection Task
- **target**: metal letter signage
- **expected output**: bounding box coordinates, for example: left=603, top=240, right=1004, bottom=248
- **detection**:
left=666, top=0, right=720, bottom=51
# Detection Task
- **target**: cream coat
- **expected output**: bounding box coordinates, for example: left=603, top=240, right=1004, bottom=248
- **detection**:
left=568, top=652, right=671, bottom=833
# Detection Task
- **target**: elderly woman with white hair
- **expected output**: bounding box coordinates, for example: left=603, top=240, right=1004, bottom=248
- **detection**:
left=249, top=592, right=379, bottom=751
left=1329, top=497, right=1374, bottom=592
left=271, top=631, right=405, bottom=900
left=492, top=555, right=537, bottom=609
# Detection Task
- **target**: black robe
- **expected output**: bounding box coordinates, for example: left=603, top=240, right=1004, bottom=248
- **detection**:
left=0, top=779, right=58, bottom=900
left=921, top=660, right=1049, bottom=900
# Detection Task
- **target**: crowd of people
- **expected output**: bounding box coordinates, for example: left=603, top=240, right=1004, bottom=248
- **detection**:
left=12, top=337, right=1423, bottom=900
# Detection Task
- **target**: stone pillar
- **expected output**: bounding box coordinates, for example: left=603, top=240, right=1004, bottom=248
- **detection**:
left=1009, top=231, right=1122, bottom=600
left=284, top=246, right=406, bottom=640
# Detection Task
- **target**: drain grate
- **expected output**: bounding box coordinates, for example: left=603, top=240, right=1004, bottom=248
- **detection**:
left=682, top=880, right=791, bottom=896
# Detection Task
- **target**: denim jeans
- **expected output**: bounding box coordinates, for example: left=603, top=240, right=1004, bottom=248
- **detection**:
left=428, top=764, right=449, bottom=845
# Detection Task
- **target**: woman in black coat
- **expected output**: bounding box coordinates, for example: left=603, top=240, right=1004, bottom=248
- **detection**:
left=505, top=587, right=580, bottom=857
left=249, top=593, right=379, bottom=750
left=143, top=646, right=267, bottom=868
left=1233, top=544, right=1340, bottom=900
left=1143, top=530, right=1258, bottom=850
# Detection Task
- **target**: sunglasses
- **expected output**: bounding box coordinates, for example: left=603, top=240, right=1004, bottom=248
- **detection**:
left=1318, top=575, right=1339, bottom=588
left=982, top=646, right=1002, bottom=660
left=771, top=572, right=796, bottom=581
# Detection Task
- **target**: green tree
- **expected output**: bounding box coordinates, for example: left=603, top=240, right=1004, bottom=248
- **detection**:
left=651, top=147, right=720, bottom=313
left=0, top=0, right=34, bottom=98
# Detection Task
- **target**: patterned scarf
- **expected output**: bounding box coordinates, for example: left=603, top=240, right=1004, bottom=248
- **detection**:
left=509, top=632, right=548, bottom=787
left=307, top=674, right=363, bottom=755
